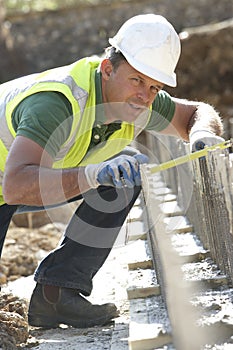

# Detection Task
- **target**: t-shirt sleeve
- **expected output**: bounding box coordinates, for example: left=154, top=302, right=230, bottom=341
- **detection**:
left=146, top=90, right=175, bottom=132
left=12, top=91, right=73, bottom=158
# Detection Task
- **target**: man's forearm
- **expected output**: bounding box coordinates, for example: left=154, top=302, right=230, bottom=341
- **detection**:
left=2, top=165, right=90, bottom=206
left=187, top=102, right=224, bottom=137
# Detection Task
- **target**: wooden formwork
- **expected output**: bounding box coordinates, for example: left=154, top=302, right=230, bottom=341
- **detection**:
left=140, top=132, right=233, bottom=285
left=190, top=149, right=233, bottom=283
left=136, top=132, right=233, bottom=348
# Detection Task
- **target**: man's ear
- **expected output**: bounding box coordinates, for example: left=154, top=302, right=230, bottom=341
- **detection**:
left=100, top=59, right=113, bottom=80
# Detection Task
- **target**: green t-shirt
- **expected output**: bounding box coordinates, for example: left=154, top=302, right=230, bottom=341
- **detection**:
left=12, top=91, right=73, bottom=158
left=12, top=71, right=175, bottom=158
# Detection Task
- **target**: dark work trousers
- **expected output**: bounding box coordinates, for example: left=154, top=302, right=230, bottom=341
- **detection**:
left=0, top=185, right=141, bottom=296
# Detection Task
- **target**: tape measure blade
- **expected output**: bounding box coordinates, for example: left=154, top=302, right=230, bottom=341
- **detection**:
left=149, top=140, right=231, bottom=174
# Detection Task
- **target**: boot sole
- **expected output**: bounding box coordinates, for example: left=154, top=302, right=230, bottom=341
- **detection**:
left=28, top=314, right=60, bottom=328
left=28, top=312, right=117, bottom=328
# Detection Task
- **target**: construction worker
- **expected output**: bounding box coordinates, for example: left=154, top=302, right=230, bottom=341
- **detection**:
left=0, top=14, right=224, bottom=328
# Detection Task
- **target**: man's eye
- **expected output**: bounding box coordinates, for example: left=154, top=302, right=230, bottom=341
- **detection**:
left=131, top=78, right=140, bottom=86
left=151, top=86, right=160, bottom=94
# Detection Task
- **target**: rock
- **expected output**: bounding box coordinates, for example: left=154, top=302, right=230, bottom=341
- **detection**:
left=0, top=271, right=7, bottom=285
left=1, top=226, right=61, bottom=282
left=0, top=292, right=29, bottom=347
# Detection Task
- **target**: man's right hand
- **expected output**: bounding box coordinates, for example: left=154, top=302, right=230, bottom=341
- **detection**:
left=84, top=154, right=149, bottom=189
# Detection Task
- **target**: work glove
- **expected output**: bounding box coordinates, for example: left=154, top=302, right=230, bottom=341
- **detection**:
left=85, top=154, right=149, bottom=189
left=189, top=130, right=225, bottom=152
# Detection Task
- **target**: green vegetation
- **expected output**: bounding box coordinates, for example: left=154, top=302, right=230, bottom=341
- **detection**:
left=5, top=0, right=90, bottom=14
left=4, top=0, right=129, bottom=15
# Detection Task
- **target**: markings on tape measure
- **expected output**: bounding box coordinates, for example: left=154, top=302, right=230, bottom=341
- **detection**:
left=149, top=140, right=232, bottom=174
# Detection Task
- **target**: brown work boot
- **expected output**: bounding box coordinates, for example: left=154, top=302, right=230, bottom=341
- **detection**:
left=28, top=283, right=119, bottom=328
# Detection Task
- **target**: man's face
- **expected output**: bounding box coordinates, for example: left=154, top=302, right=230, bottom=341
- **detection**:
left=101, top=59, right=164, bottom=124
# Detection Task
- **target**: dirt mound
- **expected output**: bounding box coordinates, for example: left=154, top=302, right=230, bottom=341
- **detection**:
left=166, top=18, right=233, bottom=126
left=0, top=224, right=64, bottom=348
left=0, top=292, right=28, bottom=350
left=0, top=223, right=64, bottom=283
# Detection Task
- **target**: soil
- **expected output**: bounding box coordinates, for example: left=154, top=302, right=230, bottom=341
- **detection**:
left=0, top=221, right=131, bottom=350
left=0, top=223, right=62, bottom=349
left=0, top=223, right=64, bottom=283
left=0, top=292, right=28, bottom=350
left=1, top=196, right=233, bottom=349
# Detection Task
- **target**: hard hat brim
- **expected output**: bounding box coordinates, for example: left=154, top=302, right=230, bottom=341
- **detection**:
left=109, top=38, right=177, bottom=87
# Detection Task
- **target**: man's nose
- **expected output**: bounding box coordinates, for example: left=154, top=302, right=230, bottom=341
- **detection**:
left=137, top=87, right=151, bottom=104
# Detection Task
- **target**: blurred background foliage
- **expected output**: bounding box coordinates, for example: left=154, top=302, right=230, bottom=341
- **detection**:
left=4, top=0, right=129, bottom=14
left=0, top=0, right=232, bottom=125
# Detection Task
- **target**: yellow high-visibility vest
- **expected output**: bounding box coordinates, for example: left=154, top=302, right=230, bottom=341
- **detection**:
left=0, top=57, right=149, bottom=205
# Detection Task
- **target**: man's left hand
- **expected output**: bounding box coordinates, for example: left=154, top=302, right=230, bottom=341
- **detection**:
left=189, top=130, right=225, bottom=152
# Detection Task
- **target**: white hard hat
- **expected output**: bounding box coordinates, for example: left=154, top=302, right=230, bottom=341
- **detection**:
left=109, top=14, right=181, bottom=87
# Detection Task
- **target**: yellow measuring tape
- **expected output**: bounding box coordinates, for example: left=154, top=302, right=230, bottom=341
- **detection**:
left=150, top=140, right=232, bottom=174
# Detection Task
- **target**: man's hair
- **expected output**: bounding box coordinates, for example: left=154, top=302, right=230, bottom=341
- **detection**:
left=105, top=46, right=126, bottom=71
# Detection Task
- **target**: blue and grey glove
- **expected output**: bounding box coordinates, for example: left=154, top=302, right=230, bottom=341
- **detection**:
left=85, top=154, right=149, bottom=189
left=189, top=130, right=224, bottom=152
